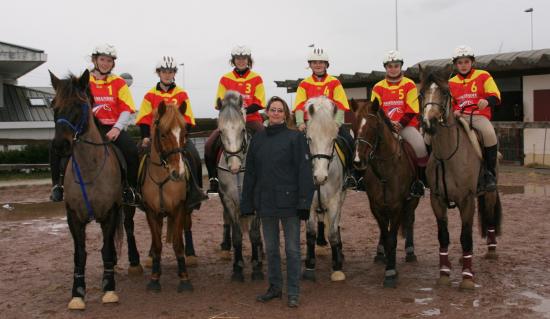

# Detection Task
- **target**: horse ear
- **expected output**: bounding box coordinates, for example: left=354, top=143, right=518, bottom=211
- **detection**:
left=238, top=95, right=244, bottom=108
left=371, top=98, right=380, bottom=113
left=307, top=103, right=315, bottom=117
left=49, top=70, right=60, bottom=91
left=418, top=64, right=424, bottom=83
left=349, top=99, right=358, bottom=113
left=79, top=69, right=90, bottom=90
left=216, top=97, right=223, bottom=110
left=179, top=101, right=187, bottom=116
left=158, top=101, right=167, bottom=117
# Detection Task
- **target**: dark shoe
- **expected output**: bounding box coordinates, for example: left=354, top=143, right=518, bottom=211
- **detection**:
left=123, top=187, right=141, bottom=206
left=410, top=180, right=425, bottom=198
left=355, top=176, right=366, bottom=191
left=344, top=175, right=358, bottom=190
left=477, top=170, right=496, bottom=194
left=256, top=286, right=282, bottom=303
left=207, top=178, right=219, bottom=194
left=50, top=184, right=64, bottom=202
left=287, top=295, right=299, bottom=308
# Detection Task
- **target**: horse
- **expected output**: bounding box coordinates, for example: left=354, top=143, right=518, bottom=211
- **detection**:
left=49, top=69, right=140, bottom=310
left=216, top=90, right=264, bottom=282
left=302, top=96, right=346, bottom=282
left=420, top=69, right=502, bottom=290
left=140, top=100, right=195, bottom=292
left=353, top=98, right=420, bottom=288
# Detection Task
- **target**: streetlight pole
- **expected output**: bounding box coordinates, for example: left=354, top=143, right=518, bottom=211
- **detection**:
left=179, top=63, right=185, bottom=88
left=395, top=0, right=399, bottom=50
left=524, top=8, right=534, bottom=50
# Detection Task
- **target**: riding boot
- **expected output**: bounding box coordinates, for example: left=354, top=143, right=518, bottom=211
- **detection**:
left=184, top=159, right=209, bottom=212
left=121, top=164, right=141, bottom=207
left=410, top=166, right=426, bottom=198
left=206, top=142, right=220, bottom=194
left=478, top=145, right=498, bottom=193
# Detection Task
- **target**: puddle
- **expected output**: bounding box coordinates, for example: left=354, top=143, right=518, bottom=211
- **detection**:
left=499, top=184, right=550, bottom=196
left=520, top=291, right=550, bottom=318
left=0, top=202, right=65, bottom=221
left=415, top=297, right=433, bottom=305
left=421, top=308, right=441, bottom=316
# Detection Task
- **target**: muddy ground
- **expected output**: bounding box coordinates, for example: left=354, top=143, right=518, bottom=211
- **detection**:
left=0, top=166, right=549, bottom=319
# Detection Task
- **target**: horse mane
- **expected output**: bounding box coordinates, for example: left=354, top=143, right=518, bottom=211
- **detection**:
left=155, top=101, right=187, bottom=133
left=218, top=91, right=244, bottom=127
left=307, top=96, right=338, bottom=137
left=53, top=73, right=91, bottom=111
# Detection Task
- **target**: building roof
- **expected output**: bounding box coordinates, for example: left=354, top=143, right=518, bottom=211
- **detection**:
left=0, top=41, right=47, bottom=80
left=275, top=48, right=550, bottom=92
left=0, top=84, right=54, bottom=122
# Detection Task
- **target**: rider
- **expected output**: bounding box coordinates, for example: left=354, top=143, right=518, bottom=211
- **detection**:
left=50, top=44, right=140, bottom=205
left=371, top=50, right=428, bottom=197
left=204, top=45, right=266, bottom=194
left=449, top=45, right=501, bottom=193
left=293, top=47, right=359, bottom=189
left=136, top=56, right=208, bottom=210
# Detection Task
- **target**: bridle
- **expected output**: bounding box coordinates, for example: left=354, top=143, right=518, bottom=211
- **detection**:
left=151, top=119, right=187, bottom=170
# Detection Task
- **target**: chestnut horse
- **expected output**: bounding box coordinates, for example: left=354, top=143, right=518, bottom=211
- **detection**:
left=50, top=69, right=139, bottom=310
left=353, top=99, right=419, bottom=288
left=140, top=100, right=194, bottom=292
left=420, top=70, right=502, bottom=290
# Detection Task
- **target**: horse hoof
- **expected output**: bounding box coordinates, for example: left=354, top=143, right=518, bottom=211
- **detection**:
left=459, top=278, right=476, bottom=290
left=128, top=264, right=144, bottom=276
left=146, top=280, right=161, bottom=292
left=68, top=297, right=85, bottom=310
left=144, top=256, right=153, bottom=269
left=219, top=250, right=232, bottom=260
left=186, top=255, right=198, bottom=267
left=102, top=291, right=119, bottom=304
left=373, top=254, right=386, bottom=264
left=436, top=275, right=451, bottom=286
left=485, top=251, right=498, bottom=260
left=231, top=272, right=245, bottom=282
left=405, top=254, right=418, bottom=263
left=302, top=269, right=316, bottom=282
left=383, top=276, right=397, bottom=288
left=251, top=271, right=265, bottom=281
left=330, top=271, right=346, bottom=282
left=177, top=280, right=193, bottom=293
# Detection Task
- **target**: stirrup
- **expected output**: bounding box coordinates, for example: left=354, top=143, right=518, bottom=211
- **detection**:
left=123, top=187, right=141, bottom=206
left=344, top=175, right=358, bottom=190
left=410, top=180, right=425, bottom=198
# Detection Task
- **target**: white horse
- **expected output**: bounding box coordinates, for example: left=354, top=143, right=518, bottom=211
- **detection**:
left=216, top=91, right=264, bottom=282
left=303, top=96, right=347, bottom=282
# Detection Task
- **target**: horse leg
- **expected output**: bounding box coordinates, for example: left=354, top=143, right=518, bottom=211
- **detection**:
left=374, top=222, right=386, bottom=264
left=231, top=222, right=245, bottom=282
left=124, top=206, right=143, bottom=275
left=404, top=207, right=417, bottom=262
left=249, top=215, right=265, bottom=280
left=432, top=196, right=451, bottom=286
left=67, top=210, right=87, bottom=310
left=219, top=194, right=232, bottom=257
left=145, top=211, right=163, bottom=292
left=383, top=218, right=399, bottom=288
left=174, top=208, right=193, bottom=292
left=183, top=211, right=198, bottom=267
left=459, top=197, right=476, bottom=290
left=99, top=207, right=120, bottom=304
left=328, top=204, right=345, bottom=282
left=316, top=221, right=328, bottom=246
left=303, top=213, right=317, bottom=281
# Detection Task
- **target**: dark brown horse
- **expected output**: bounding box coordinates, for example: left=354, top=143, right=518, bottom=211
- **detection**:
left=420, top=70, right=502, bottom=290
left=141, top=100, right=194, bottom=292
left=50, top=69, right=139, bottom=310
left=352, top=99, right=419, bottom=288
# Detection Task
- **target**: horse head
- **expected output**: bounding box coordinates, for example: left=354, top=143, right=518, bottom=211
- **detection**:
left=49, top=69, right=93, bottom=156
left=306, top=96, right=338, bottom=185
left=152, top=100, right=188, bottom=180
left=419, top=68, right=452, bottom=135
left=217, top=91, right=247, bottom=174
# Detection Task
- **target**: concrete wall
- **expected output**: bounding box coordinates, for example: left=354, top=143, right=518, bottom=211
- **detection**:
left=345, top=87, right=368, bottom=100
left=522, top=74, right=550, bottom=122
left=524, top=128, right=550, bottom=166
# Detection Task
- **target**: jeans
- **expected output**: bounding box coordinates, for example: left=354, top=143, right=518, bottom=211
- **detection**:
left=261, top=215, right=301, bottom=297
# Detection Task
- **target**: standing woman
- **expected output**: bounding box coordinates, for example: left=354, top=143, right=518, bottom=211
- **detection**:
left=204, top=45, right=266, bottom=194
left=449, top=45, right=501, bottom=193
left=241, top=97, right=314, bottom=308
left=49, top=44, right=139, bottom=205
left=135, top=56, right=207, bottom=210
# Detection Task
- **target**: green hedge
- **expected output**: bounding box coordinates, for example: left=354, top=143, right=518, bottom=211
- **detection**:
left=0, top=144, right=50, bottom=164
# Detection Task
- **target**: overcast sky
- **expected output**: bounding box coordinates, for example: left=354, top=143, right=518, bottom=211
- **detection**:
left=2, top=0, right=549, bottom=118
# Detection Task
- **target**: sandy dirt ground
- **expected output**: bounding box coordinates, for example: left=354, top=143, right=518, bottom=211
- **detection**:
left=0, top=166, right=549, bottom=319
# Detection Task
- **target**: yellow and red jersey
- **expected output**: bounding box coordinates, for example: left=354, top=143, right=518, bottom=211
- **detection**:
left=293, top=74, right=349, bottom=120
left=136, top=83, right=196, bottom=127
left=216, top=70, right=265, bottom=123
left=449, top=69, right=501, bottom=120
left=371, top=77, right=420, bottom=127
left=89, top=74, right=135, bottom=126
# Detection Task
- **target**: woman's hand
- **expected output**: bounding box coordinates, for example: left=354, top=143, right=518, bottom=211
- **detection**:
left=391, top=121, right=402, bottom=133
left=106, top=127, right=121, bottom=141
left=477, top=99, right=488, bottom=110
left=298, top=123, right=306, bottom=132
left=141, top=137, right=150, bottom=148
left=454, top=110, right=463, bottom=117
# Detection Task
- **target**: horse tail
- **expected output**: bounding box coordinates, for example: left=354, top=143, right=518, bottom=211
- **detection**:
left=114, top=206, right=125, bottom=261
left=477, top=191, right=503, bottom=237
left=166, top=216, right=174, bottom=244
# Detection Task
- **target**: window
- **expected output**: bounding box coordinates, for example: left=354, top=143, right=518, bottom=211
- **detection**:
left=28, top=98, right=47, bottom=107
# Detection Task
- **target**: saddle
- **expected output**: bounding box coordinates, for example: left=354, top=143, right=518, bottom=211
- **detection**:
left=334, top=136, right=350, bottom=169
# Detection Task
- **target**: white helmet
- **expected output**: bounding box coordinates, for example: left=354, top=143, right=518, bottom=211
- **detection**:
left=156, top=56, right=178, bottom=71
left=91, top=44, right=117, bottom=59
left=452, top=45, right=475, bottom=62
left=231, top=45, right=251, bottom=57
left=383, top=50, right=403, bottom=66
left=307, top=47, right=329, bottom=62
